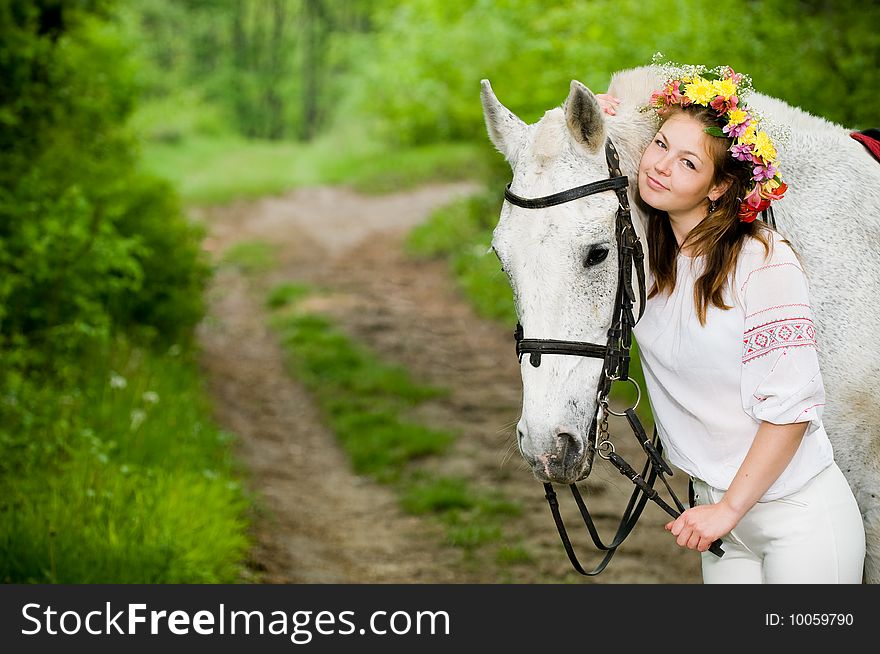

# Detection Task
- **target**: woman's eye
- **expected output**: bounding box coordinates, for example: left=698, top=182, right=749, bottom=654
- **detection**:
left=683, top=159, right=696, bottom=170
left=655, top=139, right=666, bottom=149
left=584, top=247, right=609, bottom=267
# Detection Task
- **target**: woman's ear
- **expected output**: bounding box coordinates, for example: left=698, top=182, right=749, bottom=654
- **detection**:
left=708, top=177, right=734, bottom=202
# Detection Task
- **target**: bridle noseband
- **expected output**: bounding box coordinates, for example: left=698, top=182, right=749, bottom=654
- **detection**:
left=503, top=138, right=723, bottom=575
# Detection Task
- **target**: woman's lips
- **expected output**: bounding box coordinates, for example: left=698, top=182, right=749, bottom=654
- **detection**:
left=646, top=174, right=668, bottom=191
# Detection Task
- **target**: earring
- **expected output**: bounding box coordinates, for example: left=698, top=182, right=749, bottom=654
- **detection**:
left=708, top=199, right=718, bottom=213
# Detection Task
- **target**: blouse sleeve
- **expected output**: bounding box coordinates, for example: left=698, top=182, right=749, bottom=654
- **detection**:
left=738, top=242, right=825, bottom=433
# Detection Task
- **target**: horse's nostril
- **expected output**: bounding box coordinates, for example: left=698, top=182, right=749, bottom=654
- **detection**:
left=555, top=432, right=583, bottom=470
left=517, top=427, right=526, bottom=445
left=516, top=426, right=537, bottom=466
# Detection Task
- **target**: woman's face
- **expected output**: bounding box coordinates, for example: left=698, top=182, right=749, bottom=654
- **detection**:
left=638, top=113, right=726, bottom=216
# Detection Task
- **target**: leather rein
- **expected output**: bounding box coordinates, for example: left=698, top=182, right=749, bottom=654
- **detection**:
left=504, top=138, right=723, bottom=575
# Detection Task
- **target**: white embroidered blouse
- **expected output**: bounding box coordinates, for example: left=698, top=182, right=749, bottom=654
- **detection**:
left=633, top=231, right=834, bottom=501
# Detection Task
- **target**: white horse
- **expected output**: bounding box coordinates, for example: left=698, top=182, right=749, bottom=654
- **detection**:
left=481, top=65, right=880, bottom=583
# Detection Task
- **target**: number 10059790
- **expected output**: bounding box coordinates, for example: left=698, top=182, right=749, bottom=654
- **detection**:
left=765, top=613, right=854, bottom=626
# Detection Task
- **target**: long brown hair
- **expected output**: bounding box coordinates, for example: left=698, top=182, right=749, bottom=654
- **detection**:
left=636, top=104, right=772, bottom=324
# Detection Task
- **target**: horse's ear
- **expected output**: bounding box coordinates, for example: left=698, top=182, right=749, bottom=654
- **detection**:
left=481, top=79, right=526, bottom=163
left=564, top=80, right=605, bottom=152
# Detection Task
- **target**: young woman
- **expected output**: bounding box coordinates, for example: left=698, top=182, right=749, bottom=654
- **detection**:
left=598, top=69, right=866, bottom=583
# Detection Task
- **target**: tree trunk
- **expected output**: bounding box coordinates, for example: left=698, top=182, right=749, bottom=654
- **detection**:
left=300, top=0, right=328, bottom=142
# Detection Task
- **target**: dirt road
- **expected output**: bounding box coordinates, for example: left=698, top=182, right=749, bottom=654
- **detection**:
left=195, top=182, right=702, bottom=583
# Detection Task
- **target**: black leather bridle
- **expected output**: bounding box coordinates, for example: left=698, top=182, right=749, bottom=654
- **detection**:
left=504, top=138, right=723, bottom=575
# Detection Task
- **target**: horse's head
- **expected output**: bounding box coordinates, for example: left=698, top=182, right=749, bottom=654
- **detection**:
left=482, top=79, right=631, bottom=485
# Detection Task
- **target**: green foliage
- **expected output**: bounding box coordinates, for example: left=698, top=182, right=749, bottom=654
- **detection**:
left=123, top=0, right=379, bottom=141
left=344, top=0, right=877, bottom=147
left=0, top=1, right=210, bottom=362
left=0, top=339, right=250, bottom=583
left=0, top=1, right=241, bottom=583
left=109, top=175, right=210, bottom=344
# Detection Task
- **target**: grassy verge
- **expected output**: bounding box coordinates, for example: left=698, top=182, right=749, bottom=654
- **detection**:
left=0, top=340, right=250, bottom=583
left=140, top=134, right=486, bottom=206
left=265, top=281, right=531, bottom=563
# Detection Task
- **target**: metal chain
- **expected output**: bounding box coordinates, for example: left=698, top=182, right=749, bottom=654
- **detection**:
left=596, top=399, right=615, bottom=460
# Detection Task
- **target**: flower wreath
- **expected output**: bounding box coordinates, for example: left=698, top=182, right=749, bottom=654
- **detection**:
left=648, top=66, right=787, bottom=223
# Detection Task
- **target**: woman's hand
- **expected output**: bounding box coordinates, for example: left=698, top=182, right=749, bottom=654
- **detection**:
left=596, top=93, right=620, bottom=116
left=665, top=502, right=740, bottom=552
left=666, top=421, right=807, bottom=552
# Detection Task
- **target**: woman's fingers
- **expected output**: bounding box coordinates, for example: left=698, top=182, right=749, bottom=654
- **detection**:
left=595, top=93, right=621, bottom=115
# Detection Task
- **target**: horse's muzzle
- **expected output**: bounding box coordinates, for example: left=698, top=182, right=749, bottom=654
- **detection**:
left=525, top=430, right=594, bottom=484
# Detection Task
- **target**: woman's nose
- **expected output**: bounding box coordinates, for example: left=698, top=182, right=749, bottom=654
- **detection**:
left=653, top=155, right=672, bottom=176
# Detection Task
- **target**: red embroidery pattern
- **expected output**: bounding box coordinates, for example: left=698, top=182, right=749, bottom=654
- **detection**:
left=739, top=262, right=804, bottom=293
left=745, top=303, right=811, bottom=319
left=795, top=403, right=825, bottom=421
left=742, top=317, right=816, bottom=363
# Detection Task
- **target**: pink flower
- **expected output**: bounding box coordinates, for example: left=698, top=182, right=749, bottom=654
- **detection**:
left=752, top=163, right=778, bottom=182
left=710, top=94, right=738, bottom=115
left=743, top=184, right=764, bottom=209
left=730, top=143, right=753, bottom=161
left=726, top=67, right=744, bottom=85
left=663, top=80, right=683, bottom=104
left=724, top=117, right=751, bottom=138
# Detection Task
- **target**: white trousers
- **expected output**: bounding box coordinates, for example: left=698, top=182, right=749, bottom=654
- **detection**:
left=692, top=462, right=866, bottom=584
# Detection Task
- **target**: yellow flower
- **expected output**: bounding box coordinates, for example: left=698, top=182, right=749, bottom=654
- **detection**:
left=752, top=130, right=778, bottom=162
left=762, top=179, right=780, bottom=194
left=726, top=109, right=747, bottom=127
left=684, top=77, right=716, bottom=105
left=739, top=123, right=758, bottom=145
left=713, top=78, right=737, bottom=98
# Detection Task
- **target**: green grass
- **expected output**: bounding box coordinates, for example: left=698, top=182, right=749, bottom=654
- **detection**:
left=495, top=544, right=534, bottom=566
left=399, top=476, right=480, bottom=514
left=0, top=340, right=250, bottom=583
left=267, top=291, right=454, bottom=484
left=266, top=282, right=312, bottom=309
left=222, top=240, right=279, bottom=275
left=140, top=133, right=486, bottom=206
left=399, top=475, right=521, bottom=550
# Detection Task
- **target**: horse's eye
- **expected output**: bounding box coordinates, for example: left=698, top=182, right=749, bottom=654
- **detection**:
left=584, top=247, right=609, bottom=267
